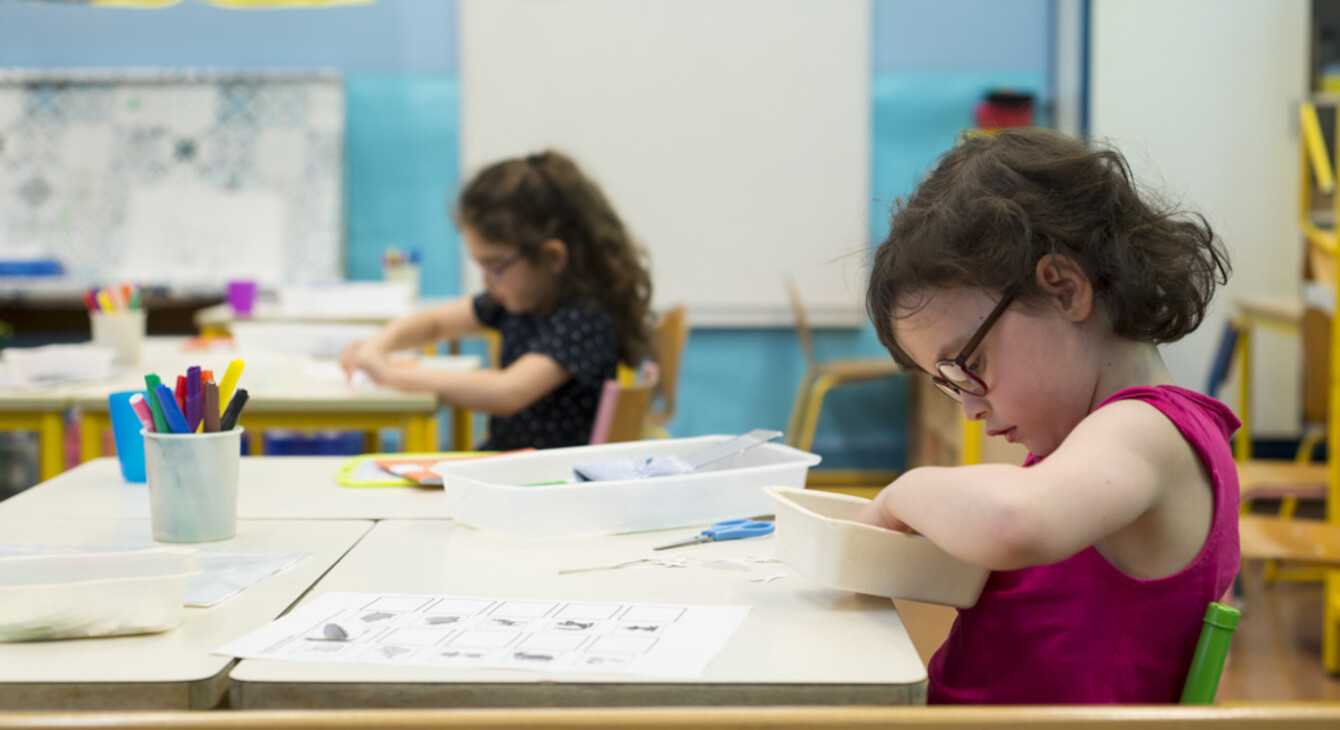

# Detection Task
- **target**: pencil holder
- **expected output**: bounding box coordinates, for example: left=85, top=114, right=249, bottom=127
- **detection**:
left=382, top=262, right=421, bottom=300
left=143, top=428, right=243, bottom=543
left=90, top=309, right=146, bottom=367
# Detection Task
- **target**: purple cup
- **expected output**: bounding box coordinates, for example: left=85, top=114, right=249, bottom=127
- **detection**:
left=226, top=280, right=258, bottom=316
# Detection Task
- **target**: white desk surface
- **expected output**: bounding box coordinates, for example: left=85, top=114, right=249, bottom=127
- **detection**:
left=0, top=386, right=75, bottom=411
left=230, top=519, right=926, bottom=708
left=0, top=515, right=373, bottom=711
left=194, top=298, right=454, bottom=329
left=0, top=457, right=454, bottom=522
left=69, top=339, right=458, bottom=414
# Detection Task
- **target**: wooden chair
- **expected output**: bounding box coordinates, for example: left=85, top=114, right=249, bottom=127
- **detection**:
left=588, top=379, right=653, bottom=445
left=1214, top=312, right=1327, bottom=527
left=1237, top=513, right=1340, bottom=674
left=644, top=305, right=689, bottom=438
left=1224, top=100, right=1340, bottom=588
left=783, top=277, right=901, bottom=453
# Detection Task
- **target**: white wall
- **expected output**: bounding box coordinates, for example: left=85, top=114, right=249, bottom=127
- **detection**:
left=1089, top=0, right=1309, bottom=435
left=460, top=0, right=871, bottom=327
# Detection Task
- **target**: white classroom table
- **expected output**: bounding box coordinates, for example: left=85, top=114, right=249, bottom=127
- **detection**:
left=0, top=457, right=454, bottom=521
left=192, top=298, right=453, bottom=332
left=229, top=519, right=927, bottom=708
left=70, top=339, right=480, bottom=455
left=0, top=515, right=373, bottom=711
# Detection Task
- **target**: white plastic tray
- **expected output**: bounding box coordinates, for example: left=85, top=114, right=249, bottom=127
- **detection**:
left=765, top=486, right=989, bottom=607
left=0, top=547, right=202, bottom=641
left=432, top=435, right=821, bottom=540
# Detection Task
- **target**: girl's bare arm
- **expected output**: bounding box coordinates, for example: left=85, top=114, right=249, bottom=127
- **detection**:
left=856, top=400, right=1184, bottom=571
left=373, top=352, right=571, bottom=416
left=340, top=298, right=481, bottom=377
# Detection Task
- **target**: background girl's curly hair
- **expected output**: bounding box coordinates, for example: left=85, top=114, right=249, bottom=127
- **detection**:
left=866, top=127, right=1231, bottom=370
left=456, top=150, right=653, bottom=365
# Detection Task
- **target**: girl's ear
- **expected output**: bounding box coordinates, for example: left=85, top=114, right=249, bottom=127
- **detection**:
left=539, top=238, right=569, bottom=274
left=1034, top=254, right=1093, bottom=322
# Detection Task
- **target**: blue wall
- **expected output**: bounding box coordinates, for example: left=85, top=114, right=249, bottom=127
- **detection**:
left=0, top=0, right=1055, bottom=467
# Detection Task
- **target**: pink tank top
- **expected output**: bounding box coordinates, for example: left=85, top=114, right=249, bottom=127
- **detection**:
left=927, top=386, right=1241, bottom=704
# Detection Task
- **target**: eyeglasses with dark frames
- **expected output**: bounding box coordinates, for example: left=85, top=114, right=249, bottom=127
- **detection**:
left=929, top=282, right=1023, bottom=402
left=480, top=251, right=524, bottom=282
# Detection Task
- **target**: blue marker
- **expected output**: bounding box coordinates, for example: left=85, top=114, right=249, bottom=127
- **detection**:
left=153, top=383, right=191, bottom=434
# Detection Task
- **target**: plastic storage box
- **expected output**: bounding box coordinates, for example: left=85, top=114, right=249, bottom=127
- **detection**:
left=431, top=435, right=821, bottom=540
left=765, top=486, right=989, bottom=607
left=0, top=548, right=202, bottom=641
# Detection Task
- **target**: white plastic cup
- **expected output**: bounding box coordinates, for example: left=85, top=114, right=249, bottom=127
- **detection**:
left=383, top=262, right=421, bottom=300
left=143, top=428, right=243, bottom=543
left=90, top=309, right=147, bottom=366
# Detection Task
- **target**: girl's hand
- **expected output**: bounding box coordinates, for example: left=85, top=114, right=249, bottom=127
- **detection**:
left=339, top=340, right=391, bottom=383
left=338, top=339, right=366, bottom=380
left=854, top=494, right=918, bottom=534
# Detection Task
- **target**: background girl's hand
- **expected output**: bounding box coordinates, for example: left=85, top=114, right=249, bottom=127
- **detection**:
left=338, top=339, right=366, bottom=380
left=339, top=339, right=392, bottom=383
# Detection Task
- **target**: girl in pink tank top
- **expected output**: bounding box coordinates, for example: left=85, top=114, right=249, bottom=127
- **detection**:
left=859, top=129, right=1238, bottom=704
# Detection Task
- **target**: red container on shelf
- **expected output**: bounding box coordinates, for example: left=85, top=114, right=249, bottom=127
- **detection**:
left=974, top=90, right=1034, bottom=130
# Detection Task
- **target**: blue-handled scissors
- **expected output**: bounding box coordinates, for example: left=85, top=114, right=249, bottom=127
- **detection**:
left=652, top=519, right=775, bottom=551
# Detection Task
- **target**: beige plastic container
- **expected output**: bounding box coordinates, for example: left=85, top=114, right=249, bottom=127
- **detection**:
left=0, top=548, right=201, bottom=641
left=765, top=486, right=990, bottom=608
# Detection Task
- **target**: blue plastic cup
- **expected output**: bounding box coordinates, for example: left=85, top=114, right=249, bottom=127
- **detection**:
left=108, top=390, right=148, bottom=483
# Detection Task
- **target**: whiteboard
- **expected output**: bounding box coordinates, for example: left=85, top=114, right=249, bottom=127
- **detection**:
left=460, top=0, right=871, bottom=327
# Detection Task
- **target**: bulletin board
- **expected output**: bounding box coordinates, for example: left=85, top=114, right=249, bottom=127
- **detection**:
left=460, top=0, right=872, bottom=327
left=0, top=70, right=344, bottom=289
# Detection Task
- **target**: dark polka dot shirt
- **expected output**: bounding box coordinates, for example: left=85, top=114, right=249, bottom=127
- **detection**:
left=472, top=293, right=619, bottom=450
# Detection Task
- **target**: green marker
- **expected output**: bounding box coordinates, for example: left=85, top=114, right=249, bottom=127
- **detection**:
left=142, top=373, right=169, bottom=433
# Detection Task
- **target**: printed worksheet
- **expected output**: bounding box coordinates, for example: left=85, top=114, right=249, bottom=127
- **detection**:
left=216, top=591, right=750, bottom=678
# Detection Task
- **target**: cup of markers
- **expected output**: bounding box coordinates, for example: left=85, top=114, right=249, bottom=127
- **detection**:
left=86, top=283, right=146, bottom=367
left=381, top=247, right=421, bottom=299
left=128, top=359, right=250, bottom=543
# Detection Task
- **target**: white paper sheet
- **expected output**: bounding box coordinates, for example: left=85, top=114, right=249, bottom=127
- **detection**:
left=216, top=590, right=750, bottom=678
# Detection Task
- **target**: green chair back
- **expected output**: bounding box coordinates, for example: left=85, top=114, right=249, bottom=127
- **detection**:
left=1179, top=601, right=1241, bottom=704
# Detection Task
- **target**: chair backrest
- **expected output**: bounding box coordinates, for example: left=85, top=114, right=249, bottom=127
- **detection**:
left=588, top=380, right=654, bottom=445
left=1179, top=601, right=1240, bottom=705
left=784, top=276, right=816, bottom=369
left=1301, top=305, right=1330, bottom=425
left=1203, top=318, right=1241, bottom=398
left=648, top=305, right=689, bottom=426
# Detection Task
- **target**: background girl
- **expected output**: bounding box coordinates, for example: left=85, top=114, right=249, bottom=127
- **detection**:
left=340, top=150, right=653, bottom=450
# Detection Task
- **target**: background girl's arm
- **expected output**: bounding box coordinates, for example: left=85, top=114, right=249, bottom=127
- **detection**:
left=856, top=400, right=1181, bottom=571
left=339, top=298, right=480, bottom=378
left=372, top=352, right=570, bottom=416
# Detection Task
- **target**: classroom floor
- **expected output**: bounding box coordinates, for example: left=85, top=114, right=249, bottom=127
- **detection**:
left=1220, top=580, right=1340, bottom=702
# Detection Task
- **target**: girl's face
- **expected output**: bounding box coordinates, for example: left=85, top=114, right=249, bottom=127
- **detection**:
left=462, top=227, right=561, bottom=314
left=891, top=286, right=1097, bottom=457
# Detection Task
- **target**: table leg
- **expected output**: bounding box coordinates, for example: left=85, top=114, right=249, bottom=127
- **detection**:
left=452, top=407, right=473, bottom=452
left=1325, top=569, right=1340, bottom=674
left=80, top=412, right=111, bottom=464
left=38, top=412, right=65, bottom=481
left=404, top=415, right=437, bottom=453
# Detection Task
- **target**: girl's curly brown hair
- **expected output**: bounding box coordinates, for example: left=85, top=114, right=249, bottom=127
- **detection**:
left=456, top=150, right=653, bottom=365
left=867, top=128, right=1230, bottom=370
